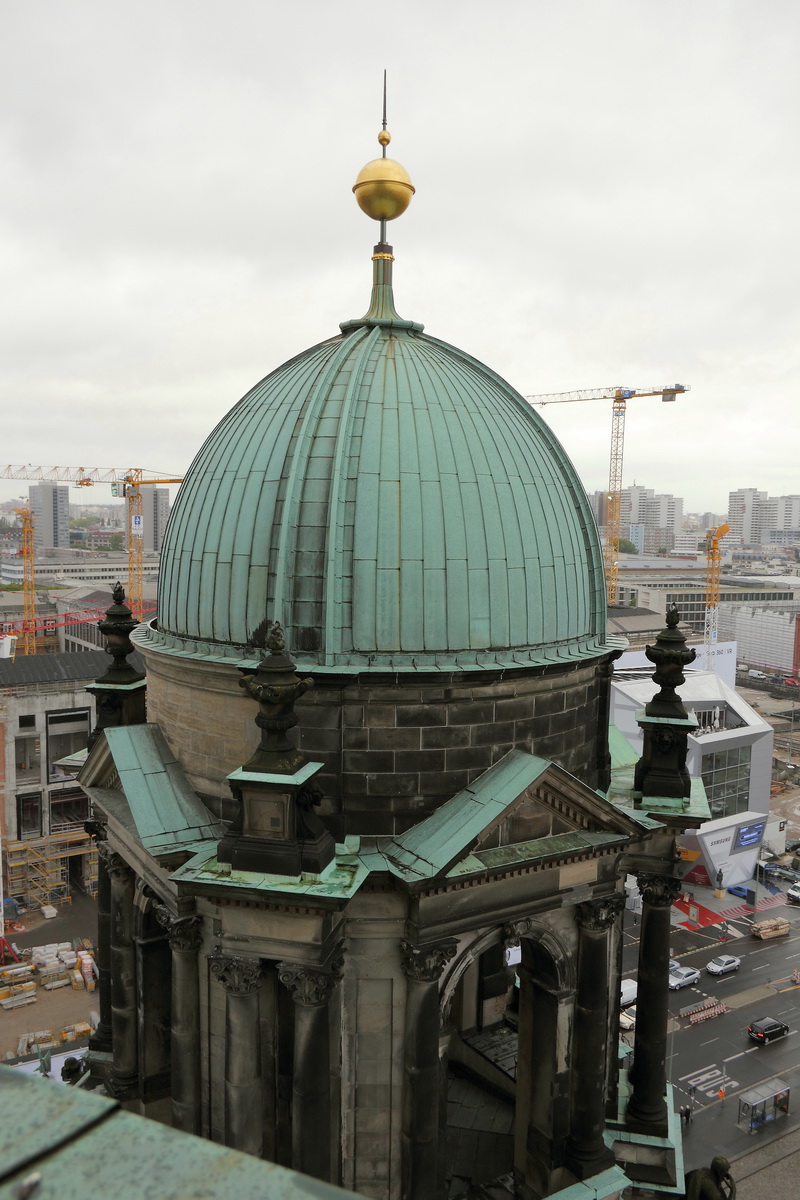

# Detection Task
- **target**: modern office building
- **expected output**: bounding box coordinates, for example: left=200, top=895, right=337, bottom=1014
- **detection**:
left=28, top=482, right=70, bottom=551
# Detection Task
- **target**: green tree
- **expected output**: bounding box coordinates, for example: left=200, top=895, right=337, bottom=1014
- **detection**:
left=618, top=538, right=638, bottom=555
left=109, top=533, right=124, bottom=551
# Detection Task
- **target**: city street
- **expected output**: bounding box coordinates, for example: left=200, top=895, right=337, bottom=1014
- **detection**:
left=622, top=887, right=800, bottom=1172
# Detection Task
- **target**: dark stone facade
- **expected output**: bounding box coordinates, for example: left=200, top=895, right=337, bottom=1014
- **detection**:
left=298, top=654, right=616, bottom=837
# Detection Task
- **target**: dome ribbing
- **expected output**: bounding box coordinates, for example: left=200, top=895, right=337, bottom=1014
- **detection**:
left=151, top=257, right=608, bottom=671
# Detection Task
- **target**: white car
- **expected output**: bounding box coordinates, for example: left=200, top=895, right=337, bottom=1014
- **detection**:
left=669, top=966, right=701, bottom=990
left=706, top=954, right=741, bottom=976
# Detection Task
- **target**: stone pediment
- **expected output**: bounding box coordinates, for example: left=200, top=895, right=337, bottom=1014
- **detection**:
left=383, top=748, right=647, bottom=883
left=77, top=724, right=222, bottom=857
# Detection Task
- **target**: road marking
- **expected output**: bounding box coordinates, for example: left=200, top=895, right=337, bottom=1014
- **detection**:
left=786, top=952, right=800, bottom=959
left=751, top=964, right=769, bottom=970
left=724, top=1052, right=745, bottom=1063
left=700, top=1037, right=719, bottom=1046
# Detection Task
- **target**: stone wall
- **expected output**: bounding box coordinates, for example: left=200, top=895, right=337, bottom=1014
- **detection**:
left=140, top=645, right=615, bottom=837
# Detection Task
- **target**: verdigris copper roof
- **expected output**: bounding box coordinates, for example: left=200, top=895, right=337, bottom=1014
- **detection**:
left=150, top=255, right=608, bottom=671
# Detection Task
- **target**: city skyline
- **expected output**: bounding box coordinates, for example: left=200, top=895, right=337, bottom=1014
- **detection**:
left=2, top=2, right=798, bottom=511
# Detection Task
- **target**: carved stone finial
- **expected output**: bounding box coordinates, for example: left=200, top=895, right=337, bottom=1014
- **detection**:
left=94, top=584, right=145, bottom=687
left=238, top=622, right=312, bottom=775
left=266, top=621, right=286, bottom=655
left=643, top=605, right=696, bottom=720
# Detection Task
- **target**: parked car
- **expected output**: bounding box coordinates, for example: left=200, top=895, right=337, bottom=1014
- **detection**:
left=619, top=1005, right=637, bottom=1033
left=669, top=958, right=680, bottom=971
left=727, top=885, right=750, bottom=898
left=669, top=967, right=700, bottom=990
left=620, top=979, right=638, bottom=1007
left=784, top=678, right=799, bottom=687
left=747, top=1017, right=789, bottom=1044
left=706, top=955, right=741, bottom=976
left=786, top=884, right=800, bottom=906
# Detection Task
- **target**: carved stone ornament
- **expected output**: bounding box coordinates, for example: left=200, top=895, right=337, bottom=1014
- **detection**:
left=277, top=963, right=339, bottom=1007
left=153, top=903, right=203, bottom=952
left=575, top=893, right=626, bottom=933
left=400, top=939, right=458, bottom=983
left=637, top=872, right=682, bottom=909
left=502, top=919, right=533, bottom=949
left=99, top=846, right=133, bottom=884
left=209, top=953, right=263, bottom=996
left=84, top=817, right=107, bottom=842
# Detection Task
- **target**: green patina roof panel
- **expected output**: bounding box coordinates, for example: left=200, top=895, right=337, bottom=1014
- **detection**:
left=149, top=266, right=609, bottom=671
left=103, top=725, right=222, bottom=855
left=383, top=749, right=552, bottom=880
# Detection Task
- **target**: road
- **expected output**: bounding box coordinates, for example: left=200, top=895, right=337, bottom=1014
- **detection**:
left=622, top=893, right=800, bottom=1171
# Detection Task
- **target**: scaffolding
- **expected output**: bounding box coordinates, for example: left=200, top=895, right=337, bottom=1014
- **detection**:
left=5, top=829, right=97, bottom=911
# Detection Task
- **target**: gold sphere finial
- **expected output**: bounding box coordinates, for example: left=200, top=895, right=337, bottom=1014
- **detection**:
left=378, top=129, right=391, bottom=147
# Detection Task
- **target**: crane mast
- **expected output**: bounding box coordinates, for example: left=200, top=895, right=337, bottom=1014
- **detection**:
left=13, top=507, right=36, bottom=656
left=703, top=523, right=730, bottom=665
left=526, top=384, right=689, bottom=605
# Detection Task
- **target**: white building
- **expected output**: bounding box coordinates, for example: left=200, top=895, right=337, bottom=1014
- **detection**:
left=28, top=483, right=70, bottom=551
left=0, top=549, right=160, bottom=588
left=717, top=604, right=800, bottom=676
left=137, top=487, right=171, bottom=553
left=611, top=667, right=774, bottom=819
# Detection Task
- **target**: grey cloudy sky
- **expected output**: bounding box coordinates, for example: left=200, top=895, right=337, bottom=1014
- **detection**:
left=1, top=0, right=797, bottom=513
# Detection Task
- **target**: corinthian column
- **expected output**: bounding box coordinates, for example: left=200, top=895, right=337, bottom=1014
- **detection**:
left=155, top=908, right=203, bottom=1134
left=107, top=850, right=137, bottom=1098
left=210, top=953, right=263, bottom=1155
left=278, top=961, right=340, bottom=1181
left=627, top=873, right=681, bottom=1133
left=400, top=939, right=457, bottom=1200
left=566, top=894, right=624, bottom=1177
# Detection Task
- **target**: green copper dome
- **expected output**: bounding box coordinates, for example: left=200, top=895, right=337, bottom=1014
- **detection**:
left=151, top=254, right=608, bottom=671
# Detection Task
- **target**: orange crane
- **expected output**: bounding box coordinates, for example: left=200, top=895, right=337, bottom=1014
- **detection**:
left=1, top=466, right=182, bottom=621
left=703, top=522, right=730, bottom=662
left=526, top=385, right=690, bottom=604
left=13, top=506, right=36, bottom=656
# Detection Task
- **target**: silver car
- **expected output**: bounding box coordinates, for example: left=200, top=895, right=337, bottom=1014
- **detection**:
left=706, top=954, right=741, bottom=976
left=669, top=966, right=701, bottom=990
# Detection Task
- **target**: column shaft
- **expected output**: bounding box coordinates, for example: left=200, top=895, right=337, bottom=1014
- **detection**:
left=566, top=897, right=622, bottom=1177
left=108, top=856, right=137, bottom=1093
left=210, top=954, right=263, bottom=1156
left=171, top=945, right=201, bottom=1133
left=627, top=874, right=679, bottom=1133
left=90, top=843, right=113, bottom=1053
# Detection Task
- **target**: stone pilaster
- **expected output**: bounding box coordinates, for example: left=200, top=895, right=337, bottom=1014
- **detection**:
left=400, top=939, right=457, bottom=1200
left=106, top=850, right=138, bottom=1099
left=566, top=894, right=624, bottom=1177
left=155, top=907, right=203, bottom=1134
left=210, top=953, right=264, bottom=1156
left=278, top=959, right=342, bottom=1181
left=627, top=873, right=681, bottom=1134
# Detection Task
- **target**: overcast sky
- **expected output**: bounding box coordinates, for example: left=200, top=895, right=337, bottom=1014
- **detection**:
left=1, top=1, right=797, bottom=515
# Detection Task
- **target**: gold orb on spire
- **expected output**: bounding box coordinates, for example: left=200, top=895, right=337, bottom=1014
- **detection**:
left=353, top=129, right=415, bottom=222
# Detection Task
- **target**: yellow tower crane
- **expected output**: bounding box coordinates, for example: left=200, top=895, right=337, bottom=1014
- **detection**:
left=13, top=506, right=36, bottom=656
left=703, top=522, right=730, bottom=665
left=1, top=466, right=183, bottom=623
left=526, top=385, right=689, bottom=605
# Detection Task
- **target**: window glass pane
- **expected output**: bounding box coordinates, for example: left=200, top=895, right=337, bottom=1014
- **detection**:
left=49, top=789, right=88, bottom=832
left=15, top=736, right=41, bottom=783
left=17, top=792, right=42, bottom=838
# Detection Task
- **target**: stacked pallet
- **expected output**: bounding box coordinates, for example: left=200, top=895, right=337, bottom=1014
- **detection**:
left=0, top=963, right=37, bottom=1010
left=77, top=950, right=96, bottom=992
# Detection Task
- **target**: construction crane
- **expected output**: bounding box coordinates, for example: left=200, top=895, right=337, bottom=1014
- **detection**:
left=703, top=523, right=730, bottom=665
left=526, top=385, right=690, bottom=605
left=13, top=506, right=36, bottom=656
left=1, top=466, right=182, bottom=622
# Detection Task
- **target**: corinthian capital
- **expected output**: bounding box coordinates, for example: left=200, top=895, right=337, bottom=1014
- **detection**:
left=153, top=904, right=203, bottom=952
left=209, top=953, right=262, bottom=996
left=637, top=873, right=682, bottom=909
left=277, top=963, right=338, bottom=1007
left=99, top=845, right=133, bottom=883
left=400, top=939, right=457, bottom=983
left=576, top=893, right=626, bottom=933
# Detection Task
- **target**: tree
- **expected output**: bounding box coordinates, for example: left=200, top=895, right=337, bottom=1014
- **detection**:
left=109, top=533, right=124, bottom=551
left=618, top=538, right=638, bottom=555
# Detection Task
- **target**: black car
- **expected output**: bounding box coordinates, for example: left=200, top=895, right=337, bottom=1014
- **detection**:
left=747, top=1017, right=790, bottom=1044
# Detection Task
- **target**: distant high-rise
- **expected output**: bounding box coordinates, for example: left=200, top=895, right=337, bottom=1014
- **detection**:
left=127, top=487, right=171, bottom=553
left=28, top=483, right=69, bottom=551
left=727, top=488, right=800, bottom=546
